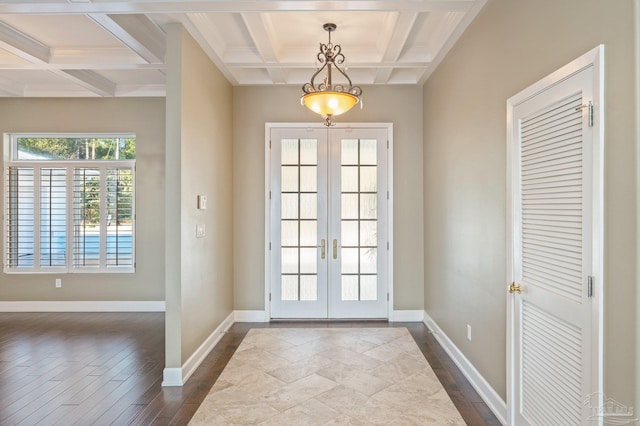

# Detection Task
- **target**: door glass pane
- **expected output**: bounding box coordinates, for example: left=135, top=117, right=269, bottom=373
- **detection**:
left=278, top=138, right=319, bottom=302
left=360, top=221, right=377, bottom=247
left=281, top=248, right=298, bottom=274
left=299, top=194, right=316, bottom=219
left=300, top=275, right=317, bottom=301
left=300, top=139, right=317, bottom=165
left=341, top=194, right=358, bottom=219
left=360, top=248, right=377, bottom=274
left=281, top=220, right=298, bottom=246
left=281, top=139, right=299, bottom=165
left=281, top=194, right=298, bottom=219
left=342, top=275, right=358, bottom=301
left=340, top=138, right=379, bottom=301
left=300, top=166, right=317, bottom=192
left=341, top=166, right=358, bottom=192
left=360, top=166, right=377, bottom=192
left=300, top=247, right=317, bottom=273
left=360, top=194, right=377, bottom=219
left=282, top=275, right=298, bottom=301
left=281, top=166, right=298, bottom=192
left=360, top=139, right=377, bottom=165
left=341, top=221, right=358, bottom=246
left=299, top=220, right=317, bottom=246
left=341, top=248, right=358, bottom=274
left=341, top=139, right=358, bottom=164
left=360, top=275, right=377, bottom=300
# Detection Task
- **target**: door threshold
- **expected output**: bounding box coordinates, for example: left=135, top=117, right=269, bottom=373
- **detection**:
left=269, top=318, right=388, bottom=323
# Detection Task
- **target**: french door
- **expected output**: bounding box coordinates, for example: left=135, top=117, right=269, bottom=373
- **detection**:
left=268, top=124, right=390, bottom=319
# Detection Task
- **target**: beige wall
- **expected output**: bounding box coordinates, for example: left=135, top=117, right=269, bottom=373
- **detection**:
left=165, top=24, right=234, bottom=367
left=233, top=85, right=424, bottom=312
left=0, top=97, right=165, bottom=302
left=423, top=0, right=638, bottom=405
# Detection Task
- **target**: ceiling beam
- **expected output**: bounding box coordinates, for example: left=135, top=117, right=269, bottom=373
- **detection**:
left=0, top=62, right=163, bottom=70
left=88, top=13, right=165, bottom=63
left=241, top=13, right=286, bottom=84
left=0, top=21, right=50, bottom=63
left=61, top=69, right=117, bottom=96
left=374, top=11, right=418, bottom=83
left=0, top=19, right=122, bottom=95
left=0, top=1, right=475, bottom=14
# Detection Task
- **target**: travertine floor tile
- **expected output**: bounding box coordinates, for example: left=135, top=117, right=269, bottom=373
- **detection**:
left=189, top=328, right=465, bottom=425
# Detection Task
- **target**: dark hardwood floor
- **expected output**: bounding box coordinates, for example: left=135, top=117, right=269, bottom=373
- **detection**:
left=0, top=313, right=501, bottom=425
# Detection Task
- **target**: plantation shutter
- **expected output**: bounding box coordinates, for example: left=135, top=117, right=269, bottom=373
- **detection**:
left=4, top=165, right=134, bottom=272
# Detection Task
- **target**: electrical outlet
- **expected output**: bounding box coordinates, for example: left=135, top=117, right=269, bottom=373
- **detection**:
left=467, top=324, right=472, bottom=341
left=55, top=278, right=62, bottom=288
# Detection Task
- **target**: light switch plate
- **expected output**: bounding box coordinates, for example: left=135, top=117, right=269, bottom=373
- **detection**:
left=196, top=224, right=206, bottom=238
left=197, top=195, right=207, bottom=210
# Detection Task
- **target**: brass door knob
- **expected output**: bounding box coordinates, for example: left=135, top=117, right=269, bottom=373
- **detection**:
left=508, top=282, right=522, bottom=294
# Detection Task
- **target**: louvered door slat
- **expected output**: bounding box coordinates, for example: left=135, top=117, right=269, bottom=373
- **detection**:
left=523, top=257, right=581, bottom=281
left=522, top=142, right=581, bottom=164
left=522, top=250, right=582, bottom=274
left=522, top=302, right=583, bottom=425
left=521, top=120, right=581, bottom=148
left=521, top=92, right=583, bottom=302
left=521, top=96, right=582, bottom=129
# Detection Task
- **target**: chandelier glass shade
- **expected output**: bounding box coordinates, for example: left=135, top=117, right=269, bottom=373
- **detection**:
left=301, top=23, right=363, bottom=126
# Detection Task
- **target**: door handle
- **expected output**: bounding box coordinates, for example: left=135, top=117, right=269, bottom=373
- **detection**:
left=319, top=239, right=326, bottom=259
left=508, top=282, right=522, bottom=294
left=333, top=239, right=338, bottom=259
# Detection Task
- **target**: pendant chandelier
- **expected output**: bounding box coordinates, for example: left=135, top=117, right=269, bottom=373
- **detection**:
left=301, top=23, right=363, bottom=126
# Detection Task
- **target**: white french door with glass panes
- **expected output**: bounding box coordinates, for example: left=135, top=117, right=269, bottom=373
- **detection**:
left=269, top=124, right=390, bottom=319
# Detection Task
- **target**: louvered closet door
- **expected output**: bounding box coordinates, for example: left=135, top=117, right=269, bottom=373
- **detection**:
left=511, top=66, right=596, bottom=425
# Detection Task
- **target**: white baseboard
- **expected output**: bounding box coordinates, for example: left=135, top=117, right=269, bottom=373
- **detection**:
left=389, top=310, right=424, bottom=322
left=0, top=300, right=166, bottom=312
left=234, top=310, right=269, bottom=322
left=162, top=311, right=234, bottom=387
left=423, top=311, right=507, bottom=425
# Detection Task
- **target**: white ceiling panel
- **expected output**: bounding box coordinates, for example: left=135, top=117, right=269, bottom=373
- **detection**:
left=0, top=0, right=486, bottom=97
left=0, top=14, right=124, bottom=47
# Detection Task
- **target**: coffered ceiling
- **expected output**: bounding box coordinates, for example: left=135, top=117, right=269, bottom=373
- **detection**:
left=0, top=1, right=486, bottom=97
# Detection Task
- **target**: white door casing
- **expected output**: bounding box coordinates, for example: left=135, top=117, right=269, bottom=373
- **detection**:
left=506, top=46, right=604, bottom=425
left=267, top=123, right=392, bottom=319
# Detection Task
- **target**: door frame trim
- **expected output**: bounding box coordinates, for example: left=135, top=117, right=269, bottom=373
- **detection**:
left=264, top=122, right=394, bottom=320
left=505, top=45, right=604, bottom=424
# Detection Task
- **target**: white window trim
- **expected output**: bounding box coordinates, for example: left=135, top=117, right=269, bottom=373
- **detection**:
left=3, top=133, right=136, bottom=274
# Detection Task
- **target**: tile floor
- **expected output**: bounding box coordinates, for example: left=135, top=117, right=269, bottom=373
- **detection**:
left=190, top=327, right=466, bottom=425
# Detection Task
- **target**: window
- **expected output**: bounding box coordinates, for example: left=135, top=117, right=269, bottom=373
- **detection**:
left=4, top=135, right=135, bottom=273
